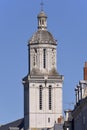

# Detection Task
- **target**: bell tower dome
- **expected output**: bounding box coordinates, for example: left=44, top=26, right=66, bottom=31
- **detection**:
left=37, top=11, right=47, bottom=30
left=29, top=10, right=57, bottom=75
left=23, top=9, right=64, bottom=130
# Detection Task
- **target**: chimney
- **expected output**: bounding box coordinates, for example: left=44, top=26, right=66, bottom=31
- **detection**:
left=58, top=117, right=61, bottom=124
left=84, top=62, right=87, bottom=80
left=57, top=116, right=64, bottom=124
left=64, top=110, right=72, bottom=121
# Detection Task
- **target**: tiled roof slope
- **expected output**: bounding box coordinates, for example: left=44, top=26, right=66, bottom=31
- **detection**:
left=0, top=118, right=24, bottom=130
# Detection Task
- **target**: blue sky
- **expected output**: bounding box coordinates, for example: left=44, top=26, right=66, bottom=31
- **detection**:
left=0, top=0, right=87, bottom=124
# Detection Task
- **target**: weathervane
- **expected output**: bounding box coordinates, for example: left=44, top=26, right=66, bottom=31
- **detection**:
left=40, top=0, right=44, bottom=11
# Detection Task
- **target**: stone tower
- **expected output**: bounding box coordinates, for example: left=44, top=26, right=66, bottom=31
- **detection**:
left=22, top=10, right=64, bottom=130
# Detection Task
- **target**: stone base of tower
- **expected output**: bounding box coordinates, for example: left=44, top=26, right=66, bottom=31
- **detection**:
left=29, top=113, right=63, bottom=128
left=23, top=74, right=64, bottom=130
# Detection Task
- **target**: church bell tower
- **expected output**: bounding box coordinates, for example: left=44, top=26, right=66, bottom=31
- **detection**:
left=22, top=9, right=64, bottom=130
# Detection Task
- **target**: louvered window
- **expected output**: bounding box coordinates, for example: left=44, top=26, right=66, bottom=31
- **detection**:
left=39, top=85, right=42, bottom=110
left=49, top=86, right=52, bottom=110
left=43, top=49, right=46, bottom=68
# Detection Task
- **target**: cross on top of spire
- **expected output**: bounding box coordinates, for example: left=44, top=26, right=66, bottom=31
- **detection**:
left=40, top=0, right=44, bottom=11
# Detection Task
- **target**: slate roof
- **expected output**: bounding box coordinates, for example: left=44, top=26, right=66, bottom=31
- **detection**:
left=54, top=123, right=63, bottom=130
left=29, top=30, right=56, bottom=44
left=0, top=118, right=24, bottom=130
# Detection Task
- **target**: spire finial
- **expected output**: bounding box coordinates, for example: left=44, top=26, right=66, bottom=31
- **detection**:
left=40, top=0, right=44, bottom=11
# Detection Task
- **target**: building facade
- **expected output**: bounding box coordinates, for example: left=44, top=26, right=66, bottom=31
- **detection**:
left=22, top=10, right=64, bottom=130
left=72, top=62, right=87, bottom=130
left=63, top=62, right=87, bottom=130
